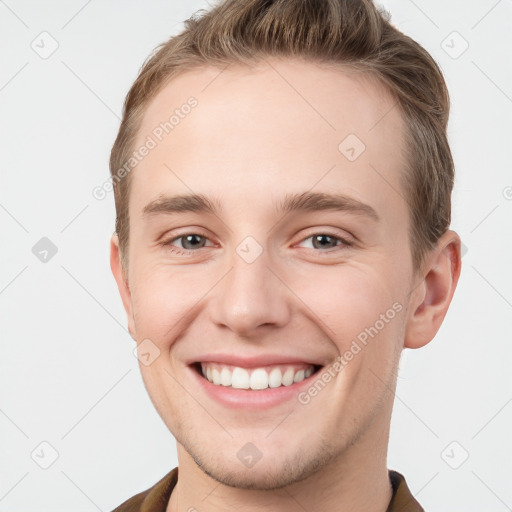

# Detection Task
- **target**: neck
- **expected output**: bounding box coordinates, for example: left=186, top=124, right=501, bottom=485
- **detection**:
left=166, top=412, right=393, bottom=512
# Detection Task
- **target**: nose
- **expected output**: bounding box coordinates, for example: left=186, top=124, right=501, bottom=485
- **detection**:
left=209, top=247, right=292, bottom=337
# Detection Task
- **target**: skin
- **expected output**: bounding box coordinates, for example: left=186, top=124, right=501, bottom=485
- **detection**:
left=110, top=57, right=461, bottom=511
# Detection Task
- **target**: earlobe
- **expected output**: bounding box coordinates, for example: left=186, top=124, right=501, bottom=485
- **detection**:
left=110, top=234, right=137, bottom=340
left=404, top=230, right=462, bottom=349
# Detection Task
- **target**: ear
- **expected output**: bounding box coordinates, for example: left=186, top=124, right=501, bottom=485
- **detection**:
left=110, top=234, right=136, bottom=341
left=404, top=230, right=462, bottom=349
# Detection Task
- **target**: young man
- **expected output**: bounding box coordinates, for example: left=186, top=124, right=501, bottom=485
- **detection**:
left=109, top=0, right=461, bottom=510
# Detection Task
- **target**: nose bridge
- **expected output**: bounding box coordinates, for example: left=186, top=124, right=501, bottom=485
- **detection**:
left=211, top=240, right=291, bottom=335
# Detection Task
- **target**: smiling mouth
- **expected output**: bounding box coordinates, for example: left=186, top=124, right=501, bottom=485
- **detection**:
left=191, top=362, right=323, bottom=391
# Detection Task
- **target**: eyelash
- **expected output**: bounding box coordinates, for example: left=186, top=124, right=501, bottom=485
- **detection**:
left=160, top=232, right=353, bottom=256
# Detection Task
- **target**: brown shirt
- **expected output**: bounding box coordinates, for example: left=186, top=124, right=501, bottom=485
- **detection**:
left=111, top=467, right=424, bottom=512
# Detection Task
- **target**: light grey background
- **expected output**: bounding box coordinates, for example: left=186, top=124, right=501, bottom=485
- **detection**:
left=0, top=0, right=511, bottom=510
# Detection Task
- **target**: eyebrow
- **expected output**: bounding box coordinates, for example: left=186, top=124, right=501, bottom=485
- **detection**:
left=142, top=191, right=380, bottom=222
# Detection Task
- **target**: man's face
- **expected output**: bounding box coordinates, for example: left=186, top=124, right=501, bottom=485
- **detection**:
left=113, top=58, right=422, bottom=489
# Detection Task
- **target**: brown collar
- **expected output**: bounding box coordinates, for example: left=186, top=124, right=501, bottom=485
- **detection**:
left=112, top=467, right=424, bottom=512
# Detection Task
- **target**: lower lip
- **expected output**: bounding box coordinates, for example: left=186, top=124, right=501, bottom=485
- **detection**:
left=188, top=365, right=321, bottom=410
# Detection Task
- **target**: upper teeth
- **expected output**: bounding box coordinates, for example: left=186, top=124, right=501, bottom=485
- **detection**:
left=200, top=363, right=314, bottom=390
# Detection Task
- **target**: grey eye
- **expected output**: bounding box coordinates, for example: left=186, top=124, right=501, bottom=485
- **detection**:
left=178, top=234, right=207, bottom=250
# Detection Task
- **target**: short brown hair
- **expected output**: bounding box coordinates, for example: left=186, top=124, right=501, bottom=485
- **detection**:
left=110, top=0, right=454, bottom=273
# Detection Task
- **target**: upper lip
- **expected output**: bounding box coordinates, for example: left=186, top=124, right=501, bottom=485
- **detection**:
left=188, top=353, right=324, bottom=368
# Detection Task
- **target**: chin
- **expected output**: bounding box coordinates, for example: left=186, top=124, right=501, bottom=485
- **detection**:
left=186, top=436, right=338, bottom=491
left=201, top=461, right=309, bottom=491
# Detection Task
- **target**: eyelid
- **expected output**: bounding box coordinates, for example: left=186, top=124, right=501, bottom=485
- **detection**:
left=157, top=226, right=210, bottom=241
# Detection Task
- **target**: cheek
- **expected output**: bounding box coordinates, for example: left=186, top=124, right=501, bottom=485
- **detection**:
left=297, top=264, right=405, bottom=395
left=130, top=265, right=209, bottom=345
left=299, top=264, right=401, bottom=344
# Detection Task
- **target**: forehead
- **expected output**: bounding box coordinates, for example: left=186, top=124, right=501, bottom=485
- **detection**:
left=130, top=58, right=407, bottom=224
left=139, top=58, right=404, bottom=146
